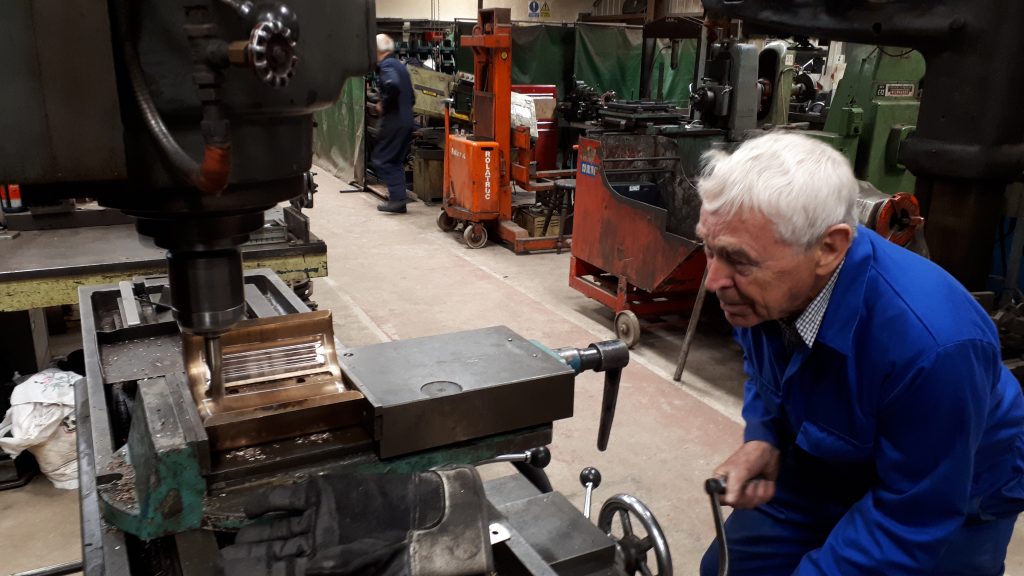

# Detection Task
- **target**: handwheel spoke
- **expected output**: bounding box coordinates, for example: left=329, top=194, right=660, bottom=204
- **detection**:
left=639, top=536, right=653, bottom=552
left=619, top=510, right=634, bottom=536
left=638, top=557, right=654, bottom=576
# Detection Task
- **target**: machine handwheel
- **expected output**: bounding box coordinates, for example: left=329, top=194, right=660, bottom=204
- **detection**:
left=464, top=224, right=488, bottom=249
left=598, top=494, right=672, bottom=576
left=614, top=310, right=641, bottom=348
left=437, top=210, right=458, bottom=232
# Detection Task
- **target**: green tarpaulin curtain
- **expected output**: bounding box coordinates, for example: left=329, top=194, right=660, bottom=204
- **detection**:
left=573, top=24, right=643, bottom=99
left=652, top=38, right=698, bottom=107
left=313, top=76, right=365, bottom=186
left=573, top=24, right=696, bottom=106
left=457, top=21, right=694, bottom=103
left=511, top=25, right=576, bottom=98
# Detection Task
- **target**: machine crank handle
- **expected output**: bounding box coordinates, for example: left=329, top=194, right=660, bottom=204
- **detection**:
left=579, top=467, right=602, bottom=519
left=473, top=446, right=553, bottom=493
left=475, top=446, right=551, bottom=468
left=705, top=477, right=729, bottom=576
left=553, top=340, right=630, bottom=451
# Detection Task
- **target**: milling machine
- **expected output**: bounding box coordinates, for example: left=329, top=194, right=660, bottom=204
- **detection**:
left=4, top=1, right=672, bottom=574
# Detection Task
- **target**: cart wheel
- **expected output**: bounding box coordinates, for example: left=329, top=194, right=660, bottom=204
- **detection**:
left=598, top=494, right=672, bottom=576
left=614, top=310, right=641, bottom=348
left=437, top=210, right=457, bottom=232
left=464, top=224, right=488, bottom=249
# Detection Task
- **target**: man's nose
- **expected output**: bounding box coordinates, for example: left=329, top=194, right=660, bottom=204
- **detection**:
left=704, top=255, right=733, bottom=293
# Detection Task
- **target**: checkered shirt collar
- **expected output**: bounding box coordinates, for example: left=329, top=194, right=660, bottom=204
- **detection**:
left=784, top=259, right=846, bottom=349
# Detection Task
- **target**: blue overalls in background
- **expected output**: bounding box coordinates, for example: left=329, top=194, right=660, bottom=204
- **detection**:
left=373, top=56, right=414, bottom=203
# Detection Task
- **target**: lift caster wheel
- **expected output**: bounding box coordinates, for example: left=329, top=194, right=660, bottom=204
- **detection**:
left=464, top=224, right=488, bottom=249
left=437, top=210, right=457, bottom=232
left=614, top=310, right=641, bottom=348
left=598, top=494, right=672, bottom=576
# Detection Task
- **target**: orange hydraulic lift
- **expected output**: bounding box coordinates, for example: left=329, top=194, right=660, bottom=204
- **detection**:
left=437, top=8, right=574, bottom=251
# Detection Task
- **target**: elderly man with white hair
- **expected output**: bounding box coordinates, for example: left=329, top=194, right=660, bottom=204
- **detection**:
left=371, top=33, right=414, bottom=214
left=697, top=133, right=1024, bottom=575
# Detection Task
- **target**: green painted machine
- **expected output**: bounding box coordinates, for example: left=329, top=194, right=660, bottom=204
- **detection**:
left=803, top=44, right=926, bottom=195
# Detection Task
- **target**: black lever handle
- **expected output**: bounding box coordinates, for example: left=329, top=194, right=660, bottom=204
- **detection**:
left=526, top=446, right=551, bottom=468
left=705, top=477, right=729, bottom=576
left=474, top=445, right=550, bottom=468
left=589, top=341, right=628, bottom=451
left=579, top=466, right=602, bottom=519
left=555, top=340, right=629, bottom=451
left=597, top=367, right=621, bottom=451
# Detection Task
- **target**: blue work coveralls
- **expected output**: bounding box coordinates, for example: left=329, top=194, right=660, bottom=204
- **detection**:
left=701, top=226, right=1024, bottom=575
left=373, top=56, right=414, bottom=202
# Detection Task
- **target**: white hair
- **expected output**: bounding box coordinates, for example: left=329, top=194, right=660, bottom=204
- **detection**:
left=376, top=34, right=395, bottom=54
left=698, top=132, right=859, bottom=249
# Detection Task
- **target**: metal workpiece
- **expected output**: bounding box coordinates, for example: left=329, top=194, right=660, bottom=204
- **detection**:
left=117, top=281, right=142, bottom=328
left=182, top=309, right=368, bottom=452
left=340, top=326, right=577, bottom=458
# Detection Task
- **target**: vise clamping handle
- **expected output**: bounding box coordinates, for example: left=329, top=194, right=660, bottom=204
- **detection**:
left=557, top=340, right=629, bottom=451
left=597, top=364, right=622, bottom=451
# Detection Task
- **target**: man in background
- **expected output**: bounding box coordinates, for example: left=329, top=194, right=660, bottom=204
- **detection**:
left=372, top=34, right=414, bottom=214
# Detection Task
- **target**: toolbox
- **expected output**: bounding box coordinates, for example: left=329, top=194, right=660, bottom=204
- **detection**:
left=514, top=207, right=561, bottom=237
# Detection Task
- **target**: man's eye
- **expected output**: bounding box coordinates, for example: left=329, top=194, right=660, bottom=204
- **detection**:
left=722, top=254, right=743, bottom=267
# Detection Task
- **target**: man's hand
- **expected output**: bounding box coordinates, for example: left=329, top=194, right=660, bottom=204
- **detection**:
left=375, top=101, right=383, bottom=115
left=713, top=440, right=781, bottom=509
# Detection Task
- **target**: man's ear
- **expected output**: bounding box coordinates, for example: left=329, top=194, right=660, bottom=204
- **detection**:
left=816, top=224, right=853, bottom=274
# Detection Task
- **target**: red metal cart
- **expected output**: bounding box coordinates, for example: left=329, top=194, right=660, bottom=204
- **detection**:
left=569, top=133, right=709, bottom=347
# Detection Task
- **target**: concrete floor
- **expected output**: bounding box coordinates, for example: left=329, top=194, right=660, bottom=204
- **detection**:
left=2, top=165, right=1024, bottom=573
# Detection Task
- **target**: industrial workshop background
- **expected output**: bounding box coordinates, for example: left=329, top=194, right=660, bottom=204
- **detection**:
left=312, top=21, right=698, bottom=186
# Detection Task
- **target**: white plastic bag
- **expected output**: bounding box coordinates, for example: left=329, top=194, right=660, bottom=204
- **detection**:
left=511, top=91, right=539, bottom=138
left=0, top=368, right=81, bottom=489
